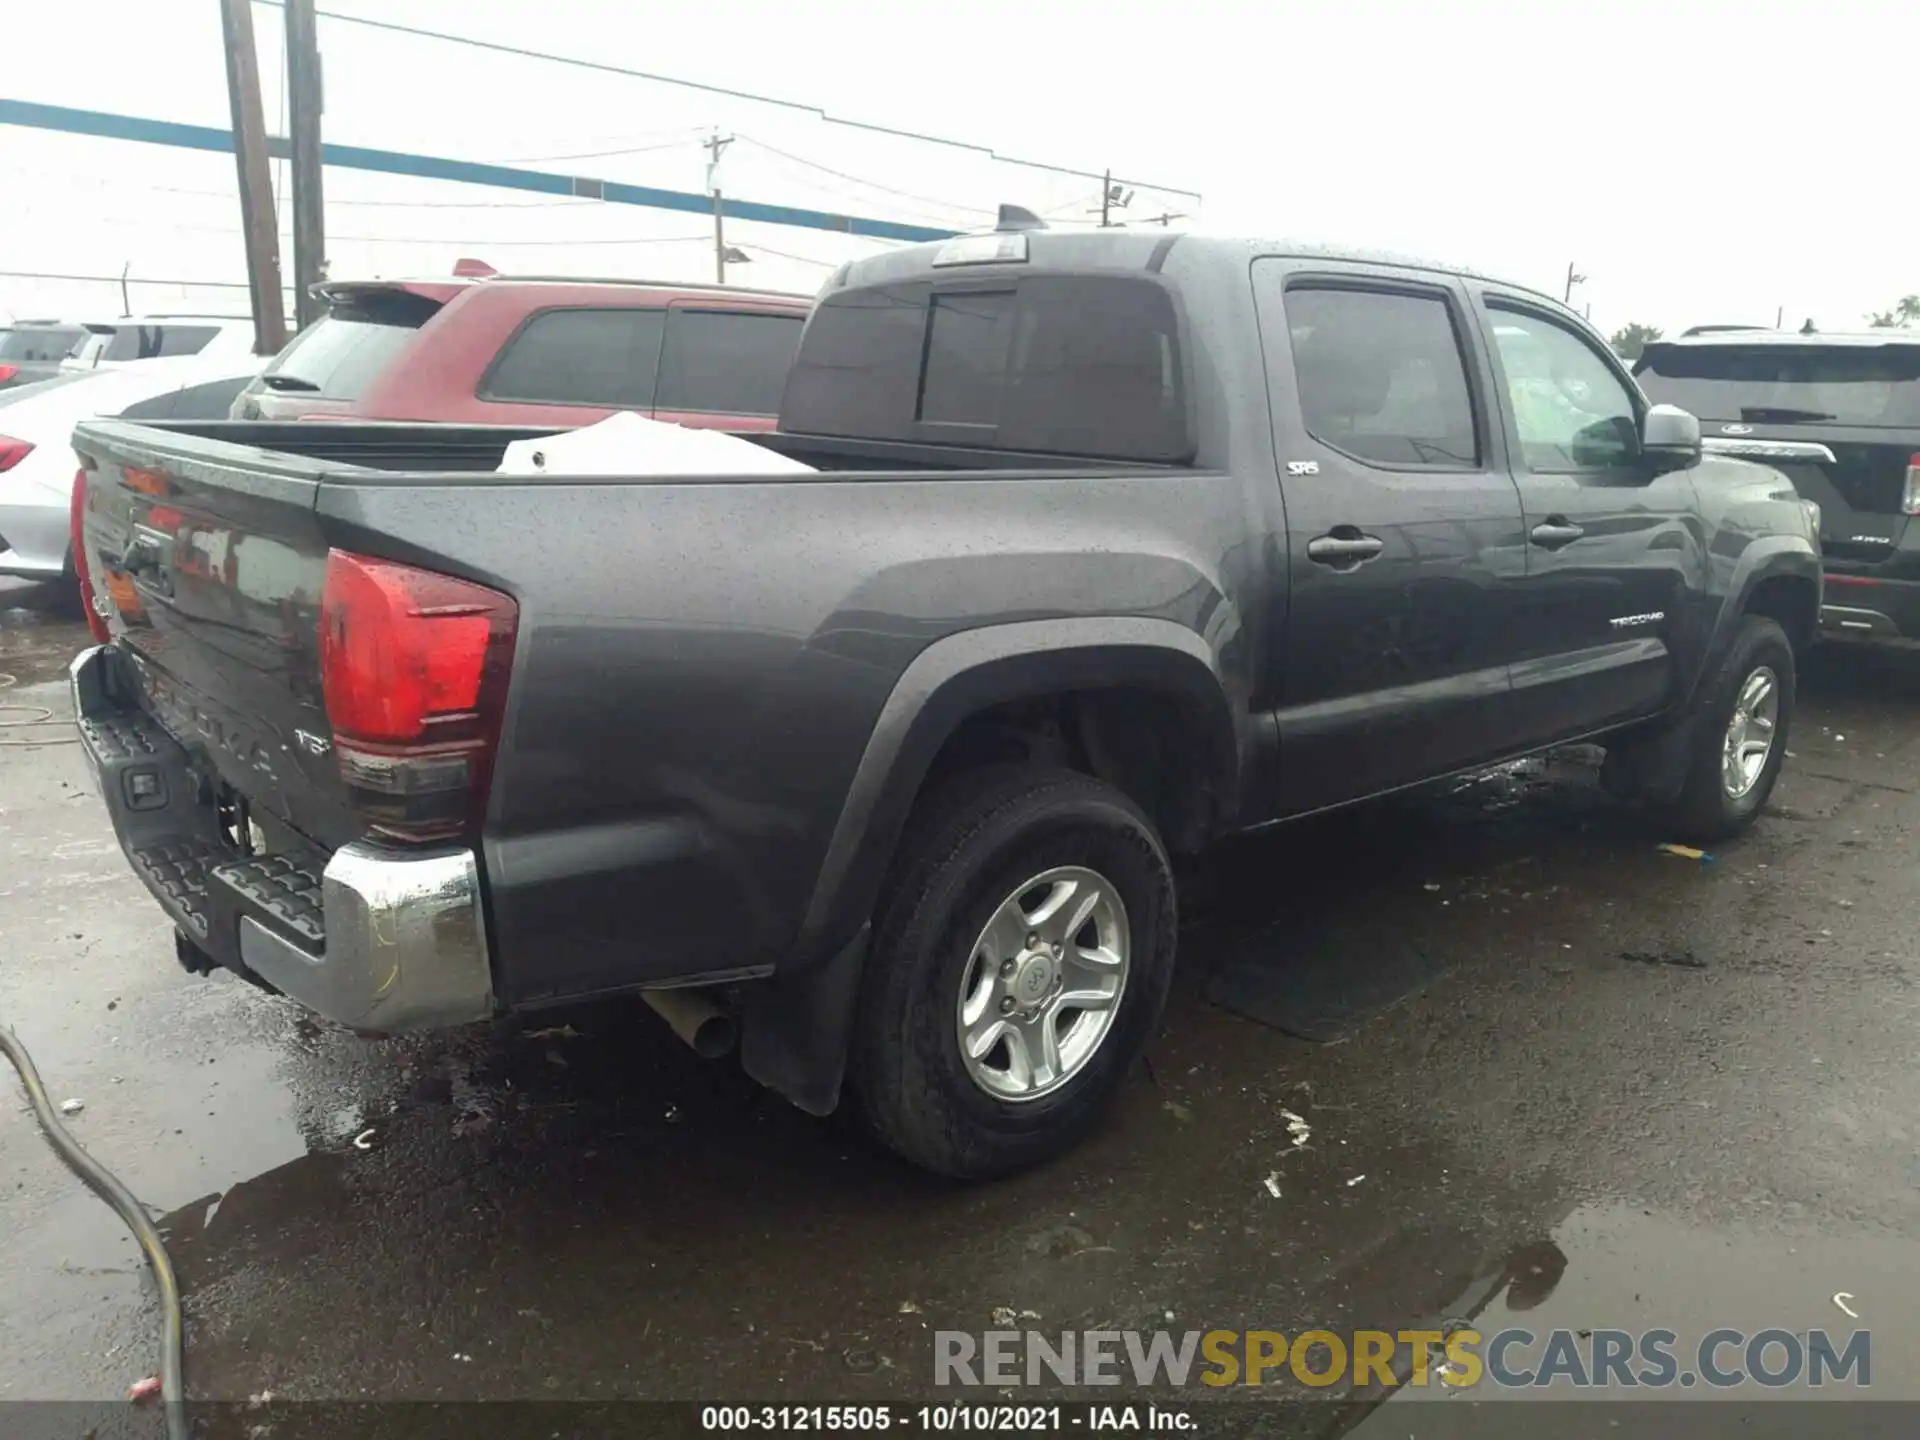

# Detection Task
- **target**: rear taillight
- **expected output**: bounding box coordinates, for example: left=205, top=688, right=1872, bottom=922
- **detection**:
left=1904, top=455, right=1920, bottom=516
left=0, top=364, right=18, bottom=383
left=0, top=436, right=34, bottom=472
left=319, top=550, right=517, bottom=842
left=69, top=468, right=111, bottom=643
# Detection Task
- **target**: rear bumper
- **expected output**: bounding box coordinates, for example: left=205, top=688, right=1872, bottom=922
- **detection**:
left=1820, top=575, right=1920, bottom=647
left=71, top=644, right=495, bottom=1031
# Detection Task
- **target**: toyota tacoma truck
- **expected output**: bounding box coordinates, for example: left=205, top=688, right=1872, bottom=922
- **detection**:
left=68, top=224, right=1820, bottom=1177
left=1634, top=327, right=1920, bottom=647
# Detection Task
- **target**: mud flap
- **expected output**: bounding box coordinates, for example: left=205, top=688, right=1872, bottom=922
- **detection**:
left=739, top=922, right=870, bottom=1116
left=1599, top=714, right=1699, bottom=804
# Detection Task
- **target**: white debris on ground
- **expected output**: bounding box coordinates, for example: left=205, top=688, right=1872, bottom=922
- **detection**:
left=1280, top=1108, right=1311, bottom=1148
left=1263, top=1173, right=1281, bottom=1198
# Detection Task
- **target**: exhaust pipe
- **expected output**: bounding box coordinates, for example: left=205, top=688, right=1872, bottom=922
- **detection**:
left=642, top=988, right=737, bottom=1060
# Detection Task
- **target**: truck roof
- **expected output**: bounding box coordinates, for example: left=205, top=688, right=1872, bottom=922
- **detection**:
left=828, top=227, right=1573, bottom=315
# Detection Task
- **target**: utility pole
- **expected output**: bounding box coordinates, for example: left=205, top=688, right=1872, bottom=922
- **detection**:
left=1091, top=172, right=1134, bottom=228
left=1563, top=262, right=1587, bottom=305
left=285, top=0, right=326, bottom=330
left=1775, top=305, right=1784, bottom=329
left=706, top=132, right=733, bottom=284
left=218, top=0, right=287, bottom=354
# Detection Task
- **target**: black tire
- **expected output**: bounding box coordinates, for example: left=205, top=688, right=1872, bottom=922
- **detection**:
left=850, top=767, right=1177, bottom=1179
left=1665, top=615, right=1795, bottom=843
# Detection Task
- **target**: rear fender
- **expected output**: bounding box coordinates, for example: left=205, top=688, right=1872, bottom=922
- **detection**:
left=739, top=616, right=1240, bottom=1114
left=1685, top=539, right=1820, bottom=711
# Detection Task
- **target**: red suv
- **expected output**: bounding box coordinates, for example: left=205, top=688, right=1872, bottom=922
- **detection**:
left=230, top=266, right=811, bottom=430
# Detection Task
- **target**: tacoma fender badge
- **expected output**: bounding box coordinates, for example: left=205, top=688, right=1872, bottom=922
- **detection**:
left=1609, top=611, right=1666, bottom=629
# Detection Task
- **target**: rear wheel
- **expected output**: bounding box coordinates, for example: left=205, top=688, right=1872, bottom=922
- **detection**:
left=850, top=768, right=1176, bottom=1179
left=1666, top=615, right=1795, bottom=842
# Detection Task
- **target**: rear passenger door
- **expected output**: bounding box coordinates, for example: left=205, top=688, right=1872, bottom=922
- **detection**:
left=656, top=305, right=805, bottom=430
left=1254, top=262, right=1529, bottom=816
left=1469, top=293, right=1699, bottom=739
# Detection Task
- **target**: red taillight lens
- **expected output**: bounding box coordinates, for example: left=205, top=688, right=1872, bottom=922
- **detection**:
left=1903, top=455, right=1920, bottom=517
left=69, top=468, right=111, bottom=643
left=0, top=364, right=18, bottom=383
left=0, top=436, right=34, bottom=473
left=319, top=550, right=517, bottom=840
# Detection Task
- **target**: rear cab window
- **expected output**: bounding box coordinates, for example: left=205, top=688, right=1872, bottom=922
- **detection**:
left=782, top=273, right=1189, bottom=461
left=1636, top=342, right=1920, bottom=427
left=259, top=289, right=441, bottom=400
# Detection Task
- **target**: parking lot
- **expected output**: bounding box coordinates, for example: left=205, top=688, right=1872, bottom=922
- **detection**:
left=3, top=572, right=1918, bottom=1431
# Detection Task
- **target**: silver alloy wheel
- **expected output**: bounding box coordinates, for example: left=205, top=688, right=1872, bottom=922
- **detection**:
left=1722, top=665, right=1780, bottom=800
left=956, top=865, right=1130, bottom=1103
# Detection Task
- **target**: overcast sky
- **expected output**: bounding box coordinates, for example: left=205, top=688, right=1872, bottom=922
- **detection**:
left=5, top=0, right=1917, bottom=336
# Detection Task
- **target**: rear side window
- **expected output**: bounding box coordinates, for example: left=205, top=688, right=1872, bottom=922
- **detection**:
left=0, top=327, right=85, bottom=362
left=483, top=308, right=666, bottom=408
left=260, top=290, right=439, bottom=401
left=1636, top=343, right=1920, bottom=427
left=1284, top=287, right=1479, bottom=468
left=657, top=310, right=803, bottom=415
left=100, top=325, right=220, bottom=361
left=782, top=275, right=1189, bottom=461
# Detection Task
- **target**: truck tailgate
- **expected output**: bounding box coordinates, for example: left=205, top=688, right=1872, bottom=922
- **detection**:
left=72, top=421, right=360, bottom=851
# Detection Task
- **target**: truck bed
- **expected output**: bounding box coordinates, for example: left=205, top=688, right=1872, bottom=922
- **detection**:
left=131, top=420, right=1151, bottom=477
left=70, top=417, right=1239, bottom=1009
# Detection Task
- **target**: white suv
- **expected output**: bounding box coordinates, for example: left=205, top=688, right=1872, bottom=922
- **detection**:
left=60, top=314, right=276, bottom=372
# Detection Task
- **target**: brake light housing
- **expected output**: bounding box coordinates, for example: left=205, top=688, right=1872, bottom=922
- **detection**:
left=0, top=436, right=34, bottom=473
left=318, top=550, right=517, bottom=841
left=69, top=468, right=111, bottom=643
left=1903, top=455, right=1920, bottom=517
left=0, top=364, right=18, bottom=384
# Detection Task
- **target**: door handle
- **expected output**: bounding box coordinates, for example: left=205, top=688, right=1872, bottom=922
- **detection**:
left=1530, top=519, right=1585, bottom=549
left=1306, top=531, right=1386, bottom=566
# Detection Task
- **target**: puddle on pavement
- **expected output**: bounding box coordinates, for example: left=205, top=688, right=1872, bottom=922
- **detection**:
left=1334, top=1200, right=1920, bottom=1435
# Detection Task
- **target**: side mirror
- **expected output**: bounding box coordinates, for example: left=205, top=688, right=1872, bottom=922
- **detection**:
left=1641, top=404, right=1701, bottom=470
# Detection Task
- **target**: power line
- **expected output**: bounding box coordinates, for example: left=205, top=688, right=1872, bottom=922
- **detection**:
left=6, top=164, right=611, bottom=210
left=496, top=135, right=702, bottom=164
left=250, top=0, right=1201, bottom=201
left=733, top=135, right=993, bottom=218
left=162, top=222, right=718, bottom=247
left=0, top=99, right=959, bottom=244
left=733, top=244, right=847, bottom=269
left=0, top=268, right=262, bottom=291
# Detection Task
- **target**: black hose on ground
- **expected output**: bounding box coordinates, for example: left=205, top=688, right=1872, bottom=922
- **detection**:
left=0, top=1022, right=187, bottom=1440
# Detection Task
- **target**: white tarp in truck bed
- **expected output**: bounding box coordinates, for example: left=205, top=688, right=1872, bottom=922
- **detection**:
left=496, top=411, right=816, bottom=478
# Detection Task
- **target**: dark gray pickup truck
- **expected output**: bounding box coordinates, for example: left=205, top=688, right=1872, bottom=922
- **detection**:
left=69, top=226, right=1820, bottom=1177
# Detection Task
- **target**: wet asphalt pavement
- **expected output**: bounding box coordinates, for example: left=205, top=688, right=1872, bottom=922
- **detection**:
left=3, top=572, right=1918, bottom=1435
